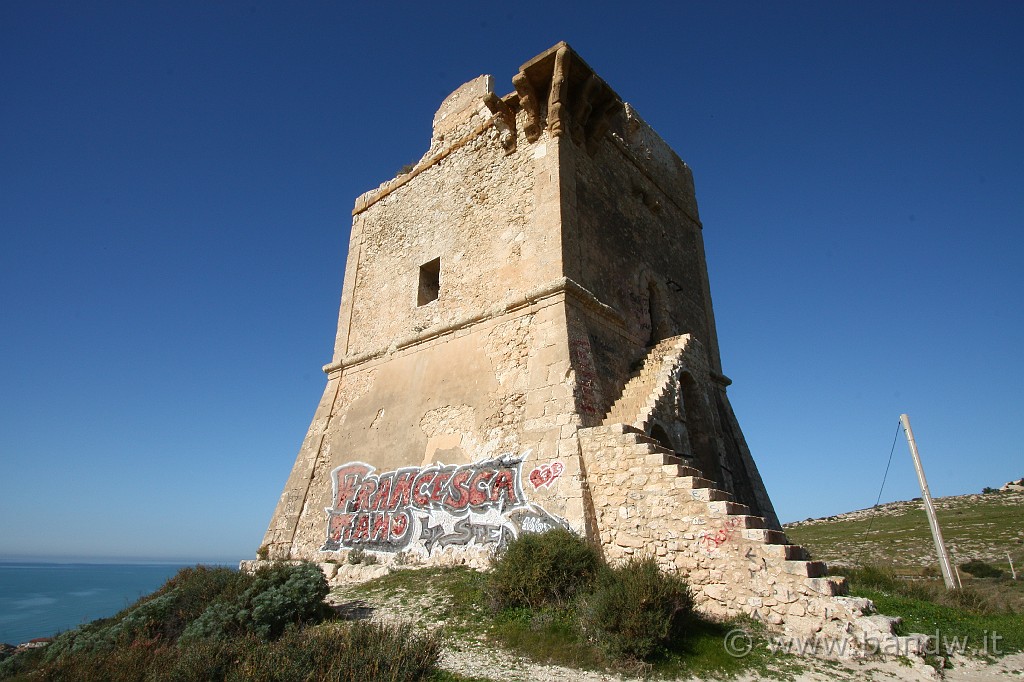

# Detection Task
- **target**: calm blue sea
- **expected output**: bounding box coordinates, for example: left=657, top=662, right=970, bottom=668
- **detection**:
left=0, top=563, right=198, bottom=645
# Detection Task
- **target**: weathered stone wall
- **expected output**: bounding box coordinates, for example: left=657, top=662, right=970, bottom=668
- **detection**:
left=264, top=290, right=594, bottom=562
left=258, top=43, right=888, bottom=650
left=552, top=94, right=773, bottom=514
left=340, top=100, right=543, bottom=360
left=263, top=44, right=778, bottom=565
left=563, top=105, right=720, bottom=372
left=262, top=376, right=341, bottom=556
left=262, top=71, right=598, bottom=561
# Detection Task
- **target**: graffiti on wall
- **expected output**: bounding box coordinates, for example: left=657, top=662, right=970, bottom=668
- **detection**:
left=697, top=517, right=743, bottom=555
left=321, top=452, right=567, bottom=554
left=529, top=462, right=563, bottom=489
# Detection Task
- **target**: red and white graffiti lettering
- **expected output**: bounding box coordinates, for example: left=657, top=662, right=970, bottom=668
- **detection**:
left=528, top=462, right=564, bottom=489
left=698, top=520, right=740, bottom=555
left=322, top=452, right=567, bottom=555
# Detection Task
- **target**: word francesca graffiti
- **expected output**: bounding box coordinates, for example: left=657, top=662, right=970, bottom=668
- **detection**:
left=321, top=453, right=566, bottom=555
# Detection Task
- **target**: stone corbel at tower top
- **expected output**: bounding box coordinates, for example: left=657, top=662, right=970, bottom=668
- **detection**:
left=512, top=41, right=623, bottom=153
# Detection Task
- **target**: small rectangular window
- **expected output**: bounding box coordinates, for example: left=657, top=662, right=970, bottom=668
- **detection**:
left=417, top=257, right=440, bottom=306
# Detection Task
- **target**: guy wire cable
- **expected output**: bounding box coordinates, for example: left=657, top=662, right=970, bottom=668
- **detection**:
left=855, top=420, right=903, bottom=566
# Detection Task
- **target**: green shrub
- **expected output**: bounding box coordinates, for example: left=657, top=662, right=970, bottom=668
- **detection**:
left=157, top=639, right=238, bottom=681
left=41, top=565, right=241, bottom=661
left=580, top=556, right=693, bottom=661
left=326, top=620, right=441, bottom=682
left=234, top=622, right=441, bottom=682
left=960, top=559, right=1004, bottom=579
left=180, top=562, right=329, bottom=643
left=38, top=562, right=330, bottom=665
left=846, top=564, right=1011, bottom=615
left=488, top=527, right=601, bottom=610
left=0, top=563, right=409, bottom=681
left=844, top=564, right=901, bottom=592
left=0, top=645, right=46, bottom=679
left=4, top=622, right=441, bottom=682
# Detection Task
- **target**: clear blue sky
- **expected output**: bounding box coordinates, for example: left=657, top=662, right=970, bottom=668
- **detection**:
left=2, top=2, right=1021, bottom=563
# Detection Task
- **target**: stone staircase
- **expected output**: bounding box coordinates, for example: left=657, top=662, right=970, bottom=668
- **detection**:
left=603, top=335, right=690, bottom=429
left=577, top=338, right=904, bottom=649
left=576, top=423, right=911, bottom=651
left=581, top=423, right=838, bottom=585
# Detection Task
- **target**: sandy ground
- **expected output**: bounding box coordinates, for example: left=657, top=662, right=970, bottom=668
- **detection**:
left=437, top=644, right=1024, bottom=681
left=327, top=586, right=1024, bottom=682
left=435, top=640, right=1024, bottom=682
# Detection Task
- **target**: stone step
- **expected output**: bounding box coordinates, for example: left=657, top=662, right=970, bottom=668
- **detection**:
left=662, top=464, right=703, bottom=478
left=706, top=501, right=751, bottom=516
left=619, top=443, right=672, bottom=459
left=760, top=544, right=810, bottom=561
left=741, top=528, right=788, bottom=544
left=686, top=487, right=733, bottom=502
left=673, top=475, right=714, bottom=489
left=643, top=452, right=682, bottom=466
left=631, top=441, right=672, bottom=454
left=605, top=423, right=642, bottom=435
left=805, top=576, right=848, bottom=597
left=790, top=557, right=831, bottom=573
left=626, top=433, right=668, bottom=448
left=605, top=398, right=639, bottom=413
left=781, top=560, right=829, bottom=578
left=726, top=515, right=765, bottom=529
left=614, top=432, right=654, bottom=445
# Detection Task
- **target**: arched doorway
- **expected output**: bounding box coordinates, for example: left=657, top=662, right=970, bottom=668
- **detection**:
left=679, top=372, right=721, bottom=483
left=649, top=423, right=674, bottom=453
left=646, top=280, right=672, bottom=347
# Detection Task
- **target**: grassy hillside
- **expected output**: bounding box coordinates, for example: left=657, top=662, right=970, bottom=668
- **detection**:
left=784, top=489, right=1024, bottom=576
left=786, top=488, right=1024, bottom=655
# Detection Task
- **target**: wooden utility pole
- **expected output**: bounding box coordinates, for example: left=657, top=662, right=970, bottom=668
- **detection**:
left=900, top=414, right=958, bottom=590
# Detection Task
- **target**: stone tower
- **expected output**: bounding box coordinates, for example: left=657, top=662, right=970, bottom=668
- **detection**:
left=260, top=43, right=875, bottom=635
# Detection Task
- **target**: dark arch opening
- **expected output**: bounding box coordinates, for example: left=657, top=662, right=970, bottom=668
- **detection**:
left=649, top=423, right=673, bottom=453
left=646, top=280, right=671, bottom=347
left=679, top=372, right=721, bottom=483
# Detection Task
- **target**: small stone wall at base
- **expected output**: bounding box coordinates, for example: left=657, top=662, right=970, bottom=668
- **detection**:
left=241, top=544, right=492, bottom=589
